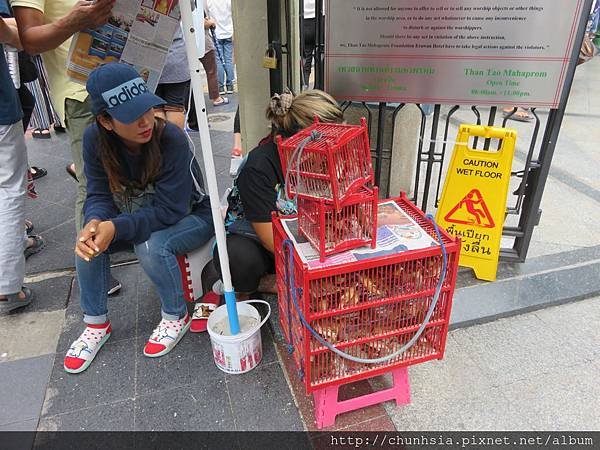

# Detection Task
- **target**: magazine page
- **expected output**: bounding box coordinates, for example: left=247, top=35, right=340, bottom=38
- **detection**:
left=280, top=200, right=439, bottom=269
left=66, top=0, right=181, bottom=91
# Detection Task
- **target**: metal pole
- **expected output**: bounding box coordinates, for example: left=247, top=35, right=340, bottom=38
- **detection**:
left=374, top=102, right=386, bottom=188
left=180, top=0, right=240, bottom=334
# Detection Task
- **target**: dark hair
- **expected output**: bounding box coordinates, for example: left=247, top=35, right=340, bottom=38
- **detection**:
left=95, top=114, right=165, bottom=195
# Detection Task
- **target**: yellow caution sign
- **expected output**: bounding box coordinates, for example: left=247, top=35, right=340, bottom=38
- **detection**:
left=436, top=125, right=517, bottom=281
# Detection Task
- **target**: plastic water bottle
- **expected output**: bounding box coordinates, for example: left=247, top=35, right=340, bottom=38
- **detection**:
left=229, top=147, right=243, bottom=177
left=5, top=45, right=20, bottom=89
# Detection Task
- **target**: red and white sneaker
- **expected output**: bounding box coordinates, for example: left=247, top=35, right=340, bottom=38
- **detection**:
left=143, top=313, right=191, bottom=358
left=64, top=322, right=112, bottom=374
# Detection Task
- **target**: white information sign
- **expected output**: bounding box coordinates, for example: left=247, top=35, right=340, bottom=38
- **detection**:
left=325, top=0, right=588, bottom=107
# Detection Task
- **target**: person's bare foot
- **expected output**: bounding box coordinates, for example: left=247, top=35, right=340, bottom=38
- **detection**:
left=0, top=290, right=27, bottom=301
left=24, top=235, right=45, bottom=259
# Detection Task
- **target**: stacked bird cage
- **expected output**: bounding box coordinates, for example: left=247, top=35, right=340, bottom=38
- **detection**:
left=273, top=193, right=461, bottom=394
left=276, top=117, right=377, bottom=260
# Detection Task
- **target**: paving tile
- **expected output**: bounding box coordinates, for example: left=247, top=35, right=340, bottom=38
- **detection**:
left=0, top=355, right=54, bottom=425
left=134, top=378, right=234, bottom=431
left=134, top=331, right=225, bottom=398
left=0, top=418, right=38, bottom=431
left=57, top=265, right=141, bottom=352
left=225, top=361, right=304, bottom=431
left=500, top=361, right=600, bottom=431
left=24, top=199, right=74, bottom=236
left=0, top=311, right=65, bottom=363
left=260, top=293, right=285, bottom=343
left=33, top=169, right=78, bottom=208
left=384, top=383, right=530, bottom=431
left=25, top=220, right=77, bottom=274
left=394, top=332, right=495, bottom=399
left=452, top=314, right=586, bottom=386
left=25, top=131, right=71, bottom=161
left=18, top=275, right=72, bottom=314
left=276, top=342, right=316, bottom=427
left=38, top=399, right=134, bottom=431
left=533, top=297, right=600, bottom=360
left=42, top=338, right=136, bottom=417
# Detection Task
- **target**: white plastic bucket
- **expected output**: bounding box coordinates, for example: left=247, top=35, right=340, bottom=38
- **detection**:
left=206, top=300, right=271, bottom=374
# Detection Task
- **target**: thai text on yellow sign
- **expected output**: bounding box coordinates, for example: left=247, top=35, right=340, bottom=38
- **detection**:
left=436, top=125, right=517, bottom=281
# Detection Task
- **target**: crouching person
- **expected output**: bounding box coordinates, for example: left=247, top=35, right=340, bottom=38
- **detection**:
left=64, top=63, right=214, bottom=374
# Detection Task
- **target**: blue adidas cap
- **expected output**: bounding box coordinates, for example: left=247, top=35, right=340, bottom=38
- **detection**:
left=86, top=63, right=166, bottom=124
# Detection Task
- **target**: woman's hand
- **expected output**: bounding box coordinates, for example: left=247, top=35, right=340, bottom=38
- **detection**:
left=93, top=221, right=116, bottom=255
left=75, top=219, right=115, bottom=261
left=75, top=219, right=100, bottom=261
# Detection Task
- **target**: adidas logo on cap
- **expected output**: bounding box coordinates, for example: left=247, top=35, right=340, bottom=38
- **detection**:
left=102, top=77, right=148, bottom=109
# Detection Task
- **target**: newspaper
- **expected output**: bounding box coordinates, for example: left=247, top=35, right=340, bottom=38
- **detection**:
left=280, top=200, right=439, bottom=269
left=66, top=0, right=181, bottom=91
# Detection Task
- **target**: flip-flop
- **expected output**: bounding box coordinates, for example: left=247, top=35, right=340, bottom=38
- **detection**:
left=25, top=219, right=34, bottom=235
left=65, top=164, right=78, bottom=182
left=0, top=287, right=34, bottom=314
left=25, top=235, right=45, bottom=259
left=29, top=166, right=48, bottom=180
left=32, top=128, right=51, bottom=140
left=190, top=292, right=221, bottom=333
left=213, top=97, right=229, bottom=107
left=502, top=108, right=533, bottom=122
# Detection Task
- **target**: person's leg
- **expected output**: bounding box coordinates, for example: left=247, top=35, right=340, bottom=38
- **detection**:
left=63, top=252, right=112, bottom=373
left=212, top=234, right=275, bottom=295
left=222, top=38, right=235, bottom=92
left=64, top=97, right=94, bottom=232
left=303, top=18, right=317, bottom=88
left=157, top=81, right=190, bottom=130
left=135, top=207, right=214, bottom=356
left=186, top=93, right=198, bottom=130
left=215, top=39, right=226, bottom=93
left=153, top=84, right=168, bottom=121
left=75, top=252, right=111, bottom=324
left=200, top=50, right=226, bottom=104
left=135, top=210, right=214, bottom=319
left=0, top=122, right=28, bottom=301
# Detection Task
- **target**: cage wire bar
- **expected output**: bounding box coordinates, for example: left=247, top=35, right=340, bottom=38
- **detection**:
left=291, top=0, right=592, bottom=263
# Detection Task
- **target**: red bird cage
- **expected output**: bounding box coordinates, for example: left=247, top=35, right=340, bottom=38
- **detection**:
left=273, top=194, right=461, bottom=394
left=276, top=117, right=373, bottom=209
left=298, top=186, right=378, bottom=262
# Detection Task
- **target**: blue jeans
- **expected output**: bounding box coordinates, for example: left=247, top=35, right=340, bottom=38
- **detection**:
left=215, top=38, right=235, bottom=91
left=76, top=208, right=214, bottom=324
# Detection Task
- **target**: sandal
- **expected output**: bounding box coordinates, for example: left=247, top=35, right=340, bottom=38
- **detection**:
left=65, top=164, right=78, bottom=182
left=212, top=97, right=229, bottom=107
left=54, top=124, right=66, bottom=134
left=32, top=128, right=51, bottom=140
left=25, top=219, right=34, bottom=235
left=24, top=235, right=45, bottom=259
left=29, top=166, right=48, bottom=180
left=190, top=292, right=221, bottom=333
left=502, top=107, right=533, bottom=122
left=0, top=287, right=34, bottom=314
